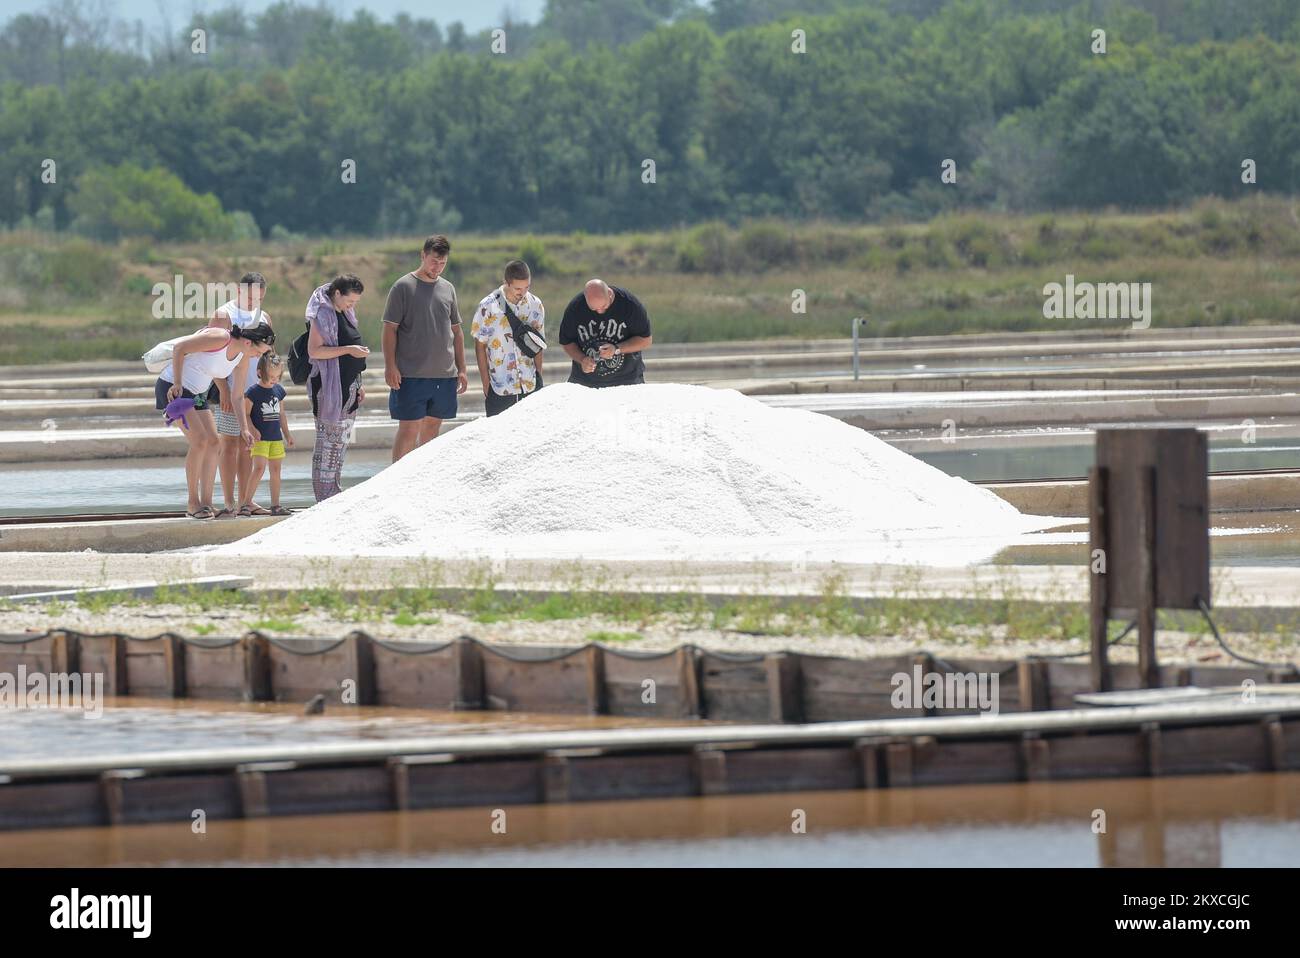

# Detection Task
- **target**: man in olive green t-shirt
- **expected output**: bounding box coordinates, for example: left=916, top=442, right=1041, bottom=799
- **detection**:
left=382, top=234, right=469, bottom=462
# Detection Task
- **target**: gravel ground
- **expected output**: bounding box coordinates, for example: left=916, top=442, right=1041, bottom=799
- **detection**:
left=4, top=600, right=1297, bottom=669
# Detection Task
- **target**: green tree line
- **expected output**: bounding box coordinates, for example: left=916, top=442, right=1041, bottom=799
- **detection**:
left=2, top=0, right=1299, bottom=240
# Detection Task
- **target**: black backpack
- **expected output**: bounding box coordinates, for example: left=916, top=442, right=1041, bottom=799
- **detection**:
left=287, top=321, right=312, bottom=385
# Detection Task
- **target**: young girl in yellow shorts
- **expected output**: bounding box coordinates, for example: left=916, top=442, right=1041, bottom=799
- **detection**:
left=240, top=353, right=295, bottom=517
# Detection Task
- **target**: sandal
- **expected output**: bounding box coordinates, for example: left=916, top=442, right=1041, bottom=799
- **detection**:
left=213, top=507, right=236, bottom=520
left=187, top=506, right=215, bottom=520
left=237, top=504, right=253, bottom=518
left=243, top=502, right=272, bottom=516
left=269, top=506, right=292, bottom=516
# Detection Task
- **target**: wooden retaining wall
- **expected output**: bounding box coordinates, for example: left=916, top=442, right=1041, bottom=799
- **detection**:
left=2, top=701, right=1298, bottom=831
left=1, top=630, right=1295, bottom=722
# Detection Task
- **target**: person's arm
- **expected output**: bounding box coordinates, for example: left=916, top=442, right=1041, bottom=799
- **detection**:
left=166, top=328, right=228, bottom=399
left=307, top=316, right=364, bottom=361
left=614, top=335, right=652, bottom=354
left=234, top=372, right=256, bottom=448
left=452, top=323, right=468, bottom=394
left=382, top=324, right=401, bottom=389
left=381, top=283, right=404, bottom=390
left=214, top=376, right=232, bottom=413
left=602, top=296, right=652, bottom=358
left=475, top=340, right=491, bottom=395
left=450, top=291, right=467, bottom=394
left=243, top=395, right=259, bottom=442
left=559, top=300, right=596, bottom=374
left=281, top=396, right=294, bottom=447
left=534, top=301, right=544, bottom=376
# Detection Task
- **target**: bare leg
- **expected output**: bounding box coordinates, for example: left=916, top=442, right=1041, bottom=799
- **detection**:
left=217, top=435, right=239, bottom=510
left=269, top=460, right=282, bottom=508
left=199, top=433, right=220, bottom=508
left=392, top=420, right=421, bottom=462
left=243, top=457, right=268, bottom=508
left=181, top=411, right=218, bottom=512
left=237, top=443, right=256, bottom=510
left=417, top=416, right=443, bottom=446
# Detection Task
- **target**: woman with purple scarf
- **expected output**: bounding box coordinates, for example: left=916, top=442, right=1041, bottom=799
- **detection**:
left=305, top=274, right=371, bottom=500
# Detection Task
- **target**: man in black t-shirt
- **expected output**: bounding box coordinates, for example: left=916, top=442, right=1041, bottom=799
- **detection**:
left=558, top=279, right=653, bottom=388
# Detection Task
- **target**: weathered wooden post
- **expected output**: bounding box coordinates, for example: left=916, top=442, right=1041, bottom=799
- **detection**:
left=1089, top=428, right=1210, bottom=691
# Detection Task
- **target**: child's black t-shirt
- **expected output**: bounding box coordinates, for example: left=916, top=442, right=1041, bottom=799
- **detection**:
left=245, top=383, right=286, bottom=442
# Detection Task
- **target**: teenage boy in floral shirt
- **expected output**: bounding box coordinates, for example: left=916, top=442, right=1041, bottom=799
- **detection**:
left=471, top=260, right=545, bottom=417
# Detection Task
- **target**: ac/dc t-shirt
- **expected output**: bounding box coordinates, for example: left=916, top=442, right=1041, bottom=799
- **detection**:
left=558, top=286, right=651, bottom=388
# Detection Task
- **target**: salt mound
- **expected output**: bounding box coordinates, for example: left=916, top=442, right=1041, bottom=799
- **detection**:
left=217, top=383, right=1065, bottom=565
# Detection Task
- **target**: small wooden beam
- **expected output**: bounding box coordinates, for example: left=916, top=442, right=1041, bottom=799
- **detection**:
left=99, top=769, right=144, bottom=826
left=1021, top=732, right=1051, bottom=782
left=677, top=645, right=702, bottom=719
left=1018, top=658, right=1050, bottom=712
left=452, top=636, right=484, bottom=710
left=1089, top=465, right=1112, bottom=693
left=1263, top=716, right=1286, bottom=771
left=387, top=757, right=411, bottom=811
left=854, top=737, right=887, bottom=789
left=584, top=644, right=607, bottom=716
left=765, top=652, right=803, bottom=723
left=1137, top=466, right=1161, bottom=689
left=885, top=741, right=914, bottom=788
left=692, top=747, right=727, bottom=796
left=542, top=754, right=570, bottom=803
left=1141, top=721, right=1163, bottom=777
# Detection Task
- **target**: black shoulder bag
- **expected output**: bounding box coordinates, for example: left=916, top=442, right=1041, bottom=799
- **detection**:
left=499, top=293, right=546, bottom=358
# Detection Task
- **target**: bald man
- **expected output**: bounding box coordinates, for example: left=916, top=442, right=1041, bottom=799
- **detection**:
left=558, top=279, right=653, bottom=388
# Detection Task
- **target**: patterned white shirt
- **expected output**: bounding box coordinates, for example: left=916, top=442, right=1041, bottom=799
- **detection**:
left=471, top=287, right=545, bottom=396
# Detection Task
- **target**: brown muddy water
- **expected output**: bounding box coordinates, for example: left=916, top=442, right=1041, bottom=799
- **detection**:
left=1, top=774, right=1297, bottom=867
left=0, top=697, right=693, bottom=761
left=2, top=696, right=1298, bottom=866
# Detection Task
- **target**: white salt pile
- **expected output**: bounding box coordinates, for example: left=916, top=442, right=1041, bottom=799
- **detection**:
left=217, top=383, right=1067, bottom=566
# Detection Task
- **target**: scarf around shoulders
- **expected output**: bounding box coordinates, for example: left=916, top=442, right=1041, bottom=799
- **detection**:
left=306, top=283, right=359, bottom=422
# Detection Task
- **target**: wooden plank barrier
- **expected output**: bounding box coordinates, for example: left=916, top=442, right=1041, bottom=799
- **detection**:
left=479, top=643, right=601, bottom=714
left=182, top=635, right=270, bottom=701
left=370, top=637, right=460, bottom=708
left=3, top=629, right=1297, bottom=721
left=263, top=632, right=375, bottom=706
left=2, top=708, right=1299, bottom=830
left=601, top=646, right=699, bottom=718
left=0, top=632, right=73, bottom=678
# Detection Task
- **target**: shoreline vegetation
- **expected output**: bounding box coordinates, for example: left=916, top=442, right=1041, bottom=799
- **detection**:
left=3, top=196, right=1298, bottom=366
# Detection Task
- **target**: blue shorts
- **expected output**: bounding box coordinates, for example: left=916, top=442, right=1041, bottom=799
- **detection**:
left=389, top=376, right=458, bottom=421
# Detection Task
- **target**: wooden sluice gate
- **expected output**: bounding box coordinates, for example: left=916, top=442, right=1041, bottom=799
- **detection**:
left=2, top=628, right=1300, bottom=831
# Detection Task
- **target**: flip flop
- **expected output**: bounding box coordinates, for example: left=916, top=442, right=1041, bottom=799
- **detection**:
left=244, top=503, right=272, bottom=516
left=213, top=507, right=236, bottom=520
left=187, top=507, right=215, bottom=520
left=269, top=506, right=292, bottom=516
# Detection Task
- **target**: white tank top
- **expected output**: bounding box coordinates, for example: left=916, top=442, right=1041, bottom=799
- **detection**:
left=161, top=333, right=240, bottom=394
left=219, top=300, right=263, bottom=393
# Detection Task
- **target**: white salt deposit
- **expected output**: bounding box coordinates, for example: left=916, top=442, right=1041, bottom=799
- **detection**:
left=216, top=383, right=1068, bottom=566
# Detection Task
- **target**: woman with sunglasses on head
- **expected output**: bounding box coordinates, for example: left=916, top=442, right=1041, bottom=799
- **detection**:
left=155, top=321, right=276, bottom=519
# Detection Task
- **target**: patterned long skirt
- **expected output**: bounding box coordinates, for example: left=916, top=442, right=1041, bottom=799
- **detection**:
left=312, top=416, right=355, bottom=501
